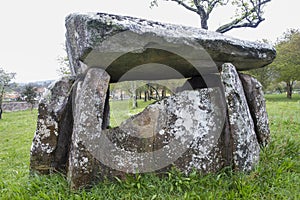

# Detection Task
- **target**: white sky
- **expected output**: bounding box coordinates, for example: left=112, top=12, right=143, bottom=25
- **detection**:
left=0, top=0, right=299, bottom=83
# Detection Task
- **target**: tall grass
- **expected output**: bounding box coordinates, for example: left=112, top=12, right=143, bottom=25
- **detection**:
left=0, top=94, right=299, bottom=199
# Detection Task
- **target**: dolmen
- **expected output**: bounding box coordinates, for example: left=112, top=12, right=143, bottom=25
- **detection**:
left=30, top=12, right=276, bottom=189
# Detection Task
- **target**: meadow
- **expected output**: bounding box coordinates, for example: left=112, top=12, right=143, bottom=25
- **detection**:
left=0, top=94, right=299, bottom=199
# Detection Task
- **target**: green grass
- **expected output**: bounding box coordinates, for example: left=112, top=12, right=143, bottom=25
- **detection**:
left=0, top=94, right=299, bottom=199
left=110, top=99, right=156, bottom=127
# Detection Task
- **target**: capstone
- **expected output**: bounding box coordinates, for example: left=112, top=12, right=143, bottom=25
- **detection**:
left=65, top=12, right=276, bottom=82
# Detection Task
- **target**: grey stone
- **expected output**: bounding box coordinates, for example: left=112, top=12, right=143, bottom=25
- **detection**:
left=97, top=88, right=226, bottom=175
left=67, top=68, right=110, bottom=189
left=65, top=12, right=276, bottom=82
left=30, top=76, right=75, bottom=174
left=220, top=63, right=260, bottom=172
left=239, top=73, right=270, bottom=146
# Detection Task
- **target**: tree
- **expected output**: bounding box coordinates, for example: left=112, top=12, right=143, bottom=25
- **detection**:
left=270, top=29, right=300, bottom=98
left=0, top=68, right=15, bottom=119
left=111, top=81, right=139, bottom=108
left=151, top=0, right=271, bottom=33
left=22, top=85, right=37, bottom=111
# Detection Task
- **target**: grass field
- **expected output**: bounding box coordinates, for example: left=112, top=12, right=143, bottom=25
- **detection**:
left=0, top=94, right=299, bottom=199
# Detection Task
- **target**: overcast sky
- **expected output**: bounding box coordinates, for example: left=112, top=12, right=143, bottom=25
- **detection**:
left=1, top=0, right=299, bottom=83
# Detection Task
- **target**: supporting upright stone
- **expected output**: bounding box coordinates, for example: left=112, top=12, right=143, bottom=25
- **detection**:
left=220, top=63, right=260, bottom=172
left=68, top=68, right=110, bottom=189
left=30, top=77, right=74, bottom=174
left=239, top=73, right=270, bottom=146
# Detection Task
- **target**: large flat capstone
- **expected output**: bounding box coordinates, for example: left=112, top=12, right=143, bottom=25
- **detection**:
left=65, top=12, right=276, bottom=82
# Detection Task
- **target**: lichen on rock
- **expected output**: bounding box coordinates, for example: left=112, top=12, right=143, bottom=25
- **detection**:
left=220, top=63, right=260, bottom=172
left=30, top=76, right=75, bottom=174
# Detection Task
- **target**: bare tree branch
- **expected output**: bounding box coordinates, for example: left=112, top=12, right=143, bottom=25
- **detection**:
left=207, top=0, right=227, bottom=15
left=167, top=0, right=198, bottom=13
left=152, top=0, right=271, bottom=33
left=216, top=0, right=271, bottom=33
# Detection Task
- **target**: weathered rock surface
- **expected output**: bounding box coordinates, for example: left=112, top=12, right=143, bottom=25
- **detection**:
left=65, top=12, right=276, bottom=82
left=239, top=73, right=270, bottom=146
left=220, top=63, right=260, bottom=172
left=68, top=68, right=110, bottom=189
left=101, top=88, right=226, bottom=175
left=30, top=77, right=74, bottom=174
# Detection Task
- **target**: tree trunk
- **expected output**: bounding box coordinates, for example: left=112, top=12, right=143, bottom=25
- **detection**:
left=286, top=82, right=293, bottom=99
left=131, top=82, right=137, bottom=109
left=200, top=17, right=208, bottom=30
left=148, top=86, right=153, bottom=100
left=120, top=91, right=123, bottom=101
left=0, top=87, right=4, bottom=119
left=132, top=95, right=137, bottom=109
left=194, top=1, right=209, bottom=30
left=144, top=91, right=148, bottom=102
left=161, top=88, right=166, bottom=98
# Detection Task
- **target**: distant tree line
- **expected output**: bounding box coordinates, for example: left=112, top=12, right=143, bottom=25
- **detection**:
left=0, top=68, right=51, bottom=119
left=110, top=79, right=186, bottom=109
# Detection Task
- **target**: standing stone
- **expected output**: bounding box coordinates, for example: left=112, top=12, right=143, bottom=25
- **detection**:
left=220, top=63, right=260, bottom=172
left=98, top=88, right=226, bottom=175
left=30, top=77, right=74, bottom=174
left=68, top=68, right=110, bottom=189
left=239, top=73, right=270, bottom=146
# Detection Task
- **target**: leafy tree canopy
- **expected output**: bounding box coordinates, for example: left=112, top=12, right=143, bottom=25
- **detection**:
left=271, top=29, right=300, bottom=98
left=0, top=68, right=15, bottom=90
left=273, top=30, right=300, bottom=82
left=22, top=84, right=37, bottom=110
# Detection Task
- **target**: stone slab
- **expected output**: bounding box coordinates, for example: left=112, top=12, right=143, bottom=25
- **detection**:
left=65, top=12, right=276, bottom=82
left=68, top=68, right=110, bottom=189
left=220, top=63, right=260, bottom=172
left=30, top=77, right=75, bottom=174
left=239, top=73, right=270, bottom=146
left=96, top=88, right=226, bottom=175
